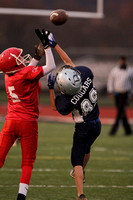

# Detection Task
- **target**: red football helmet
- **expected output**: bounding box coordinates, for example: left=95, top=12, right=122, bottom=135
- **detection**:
left=0, top=47, right=32, bottom=74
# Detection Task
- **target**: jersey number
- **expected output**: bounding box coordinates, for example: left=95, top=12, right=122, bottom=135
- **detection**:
left=8, top=86, right=21, bottom=103
left=81, top=88, right=97, bottom=116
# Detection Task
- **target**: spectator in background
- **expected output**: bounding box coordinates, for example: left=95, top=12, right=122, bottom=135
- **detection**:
left=107, top=56, right=133, bottom=136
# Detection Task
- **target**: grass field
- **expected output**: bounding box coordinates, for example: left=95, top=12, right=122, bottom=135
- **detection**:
left=0, top=122, right=133, bottom=200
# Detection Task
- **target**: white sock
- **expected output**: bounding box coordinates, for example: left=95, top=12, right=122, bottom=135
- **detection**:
left=18, top=183, right=29, bottom=196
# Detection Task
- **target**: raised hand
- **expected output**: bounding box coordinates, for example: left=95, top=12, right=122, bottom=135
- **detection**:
left=35, top=29, right=50, bottom=49
left=48, top=33, right=57, bottom=48
left=34, top=42, right=45, bottom=60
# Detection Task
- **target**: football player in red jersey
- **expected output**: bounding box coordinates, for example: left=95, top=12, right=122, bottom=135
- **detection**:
left=0, top=31, right=56, bottom=200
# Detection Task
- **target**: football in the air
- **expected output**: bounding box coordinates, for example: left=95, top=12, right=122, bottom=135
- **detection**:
left=50, top=9, right=68, bottom=25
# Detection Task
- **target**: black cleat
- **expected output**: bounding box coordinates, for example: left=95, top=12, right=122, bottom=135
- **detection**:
left=17, top=193, right=26, bottom=200
left=76, top=194, right=87, bottom=200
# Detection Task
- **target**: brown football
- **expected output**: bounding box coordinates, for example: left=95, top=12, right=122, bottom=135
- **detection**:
left=50, top=9, right=68, bottom=25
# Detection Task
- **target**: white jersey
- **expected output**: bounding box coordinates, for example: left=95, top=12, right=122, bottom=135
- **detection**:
left=107, top=66, right=133, bottom=93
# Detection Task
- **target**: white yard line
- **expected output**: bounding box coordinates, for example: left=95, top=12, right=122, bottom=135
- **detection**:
left=0, top=184, right=133, bottom=188
left=5, top=155, right=131, bottom=161
left=1, top=168, right=133, bottom=173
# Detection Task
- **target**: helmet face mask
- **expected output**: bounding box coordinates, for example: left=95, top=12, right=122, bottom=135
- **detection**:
left=56, top=65, right=82, bottom=95
left=10, top=52, right=32, bottom=67
left=0, top=47, right=32, bottom=74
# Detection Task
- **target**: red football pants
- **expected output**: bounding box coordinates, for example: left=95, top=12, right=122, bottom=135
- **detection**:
left=0, top=120, right=38, bottom=185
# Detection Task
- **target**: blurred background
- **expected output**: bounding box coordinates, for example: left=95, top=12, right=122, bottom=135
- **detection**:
left=1, top=2, right=133, bottom=199
left=0, top=0, right=133, bottom=106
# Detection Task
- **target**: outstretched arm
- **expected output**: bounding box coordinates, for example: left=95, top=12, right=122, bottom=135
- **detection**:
left=34, top=29, right=56, bottom=75
left=48, top=32, right=75, bottom=67
left=42, top=48, right=56, bottom=75
left=54, top=44, right=75, bottom=67
left=49, top=89, right=56, bottom=111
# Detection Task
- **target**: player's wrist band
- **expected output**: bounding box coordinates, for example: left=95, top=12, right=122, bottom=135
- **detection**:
left=34, top=55, right=41, bottom=60
left=53, top=42, right=57, bottom=48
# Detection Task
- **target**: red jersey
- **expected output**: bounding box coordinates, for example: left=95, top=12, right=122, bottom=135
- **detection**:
left=5, top=65, right=44, bottom=121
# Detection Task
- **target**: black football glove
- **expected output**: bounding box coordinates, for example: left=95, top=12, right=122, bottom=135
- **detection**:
left=35, top=29, right=50, bottom=49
